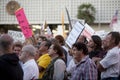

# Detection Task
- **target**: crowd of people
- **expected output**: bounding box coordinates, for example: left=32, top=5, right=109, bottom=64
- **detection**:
left=0, top=31, right=120, bottom=80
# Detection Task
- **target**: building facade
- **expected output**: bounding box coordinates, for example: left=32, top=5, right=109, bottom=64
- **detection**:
left=0, top=0, right=120, bottom=25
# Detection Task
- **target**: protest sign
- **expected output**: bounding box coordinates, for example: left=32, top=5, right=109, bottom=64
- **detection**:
left=15, top=8, right=32, bottom=39
left=8, top=30, right=25, bottom=43
left=66, top=21, right=85, bottom=48
left=81, top=23, right=95, bottom=39
left=57, top=25, right=65, bottom=36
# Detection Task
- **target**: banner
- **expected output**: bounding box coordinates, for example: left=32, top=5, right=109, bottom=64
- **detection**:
left=57, top=25, right=65, bottom=36
left=8, top=30, right=25, bottom=43
left=81, top=23, right=95, bottom=39
left=15, top=8, right=32, bottom=39
left=65, top=22, right=85, bottom=48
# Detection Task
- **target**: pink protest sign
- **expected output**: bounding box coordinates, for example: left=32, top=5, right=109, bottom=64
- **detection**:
left=15, top=8, right=32, bottom=39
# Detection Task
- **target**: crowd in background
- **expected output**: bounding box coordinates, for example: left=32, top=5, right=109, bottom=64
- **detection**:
left=0, top=31, right=120, bottom=80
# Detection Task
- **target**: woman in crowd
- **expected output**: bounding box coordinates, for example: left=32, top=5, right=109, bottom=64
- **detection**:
left=42, top=43, right=66, bottom=80
left=87, top=35, right=103, bottom=59
left=55, top=35, right=72, bottom=66
left=87, top=35, right=103, bottom=80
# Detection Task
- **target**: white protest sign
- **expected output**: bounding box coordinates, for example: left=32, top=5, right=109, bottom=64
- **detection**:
left=8, top=30, right=25, bottom=43
left=66, top=22, right=85, bottom=48
left=81, top=23, right=95, bottom=39
left=57, top=25, right=64, bottom=35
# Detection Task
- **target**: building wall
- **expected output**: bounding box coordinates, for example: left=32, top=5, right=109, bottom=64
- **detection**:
left=0, top=0, right=120, bottom=24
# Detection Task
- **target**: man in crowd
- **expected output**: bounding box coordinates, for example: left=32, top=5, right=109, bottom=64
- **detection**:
left=70, top=42, right=97, bottom=80
left=19, top=44, right=39, bottom=80
left=37, top=40, right=52, bottom=79
left=0, top=34, right=23, bottom=80
left=98, top=32, right=120, bottom=80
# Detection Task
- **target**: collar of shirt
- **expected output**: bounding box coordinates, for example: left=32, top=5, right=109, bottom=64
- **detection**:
left=23, top=59, right=35, bottom=66
left=76, top=55, right=89, bottom=67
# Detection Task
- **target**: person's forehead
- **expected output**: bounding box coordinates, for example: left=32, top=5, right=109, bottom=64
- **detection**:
left=14, top=46, right=21, bottom=49
left=41, top=41, right=46, bottom=44
left=72, top=47, right=77, bottom=50
left=106, top=34, right=112, bottom=39
left=40, top=41, right=47, bottom=46
left=89, top=38, right=93, bottom=42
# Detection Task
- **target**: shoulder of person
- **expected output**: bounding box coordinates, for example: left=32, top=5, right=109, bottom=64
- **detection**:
left=54, top=58, right=66, bottom=65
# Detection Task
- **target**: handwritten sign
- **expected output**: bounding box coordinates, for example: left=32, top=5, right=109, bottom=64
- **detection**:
left=81, top=23, right=95, bottom=39
left=15, top=8, right=32, bottom=38
left=66, top=22, right=85, bottom=48
left=8, top=30, right=25, bottom=43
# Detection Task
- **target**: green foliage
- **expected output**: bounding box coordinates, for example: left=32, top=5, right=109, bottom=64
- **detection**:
left=77, top=3, right=96, bottom=24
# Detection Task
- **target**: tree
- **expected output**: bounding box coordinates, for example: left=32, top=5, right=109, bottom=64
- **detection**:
left=77, top=3, right=96, bottom=24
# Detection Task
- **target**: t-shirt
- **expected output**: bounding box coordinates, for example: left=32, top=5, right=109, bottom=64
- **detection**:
left=53, top=59, right=66, bottom=80
left=100, top=46, right=119, bottom=79
left=22, top=59, right=39, bottom=80
left=66, top=59, right=76, bottom=73
left=37, top=53, right=51, bottom=79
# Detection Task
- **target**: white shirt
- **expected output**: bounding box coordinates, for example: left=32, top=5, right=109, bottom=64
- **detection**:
left=62, top=46, right=72, bottom=67
left=100, top=46, right=120, bottom=79
left=66, top=59, right=76, bottom=73
left=53, top=59, right=66, bottom=80
left=22, top=59, right=39, bottom=80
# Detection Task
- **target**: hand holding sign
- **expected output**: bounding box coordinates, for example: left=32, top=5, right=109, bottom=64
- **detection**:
left=15, top=8, right=32, bottom=39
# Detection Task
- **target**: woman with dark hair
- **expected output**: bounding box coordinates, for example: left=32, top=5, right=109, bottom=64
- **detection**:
left=87, top=35, right=103, bottom=80
left=42, top=43, right=66, bottom=80
left=87, top=35, right=103, bottom=58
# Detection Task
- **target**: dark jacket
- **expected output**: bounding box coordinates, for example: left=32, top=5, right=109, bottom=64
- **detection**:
left=0, top=53, right=23, bottom=80
left=89, top=50, right=102, bottom=59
